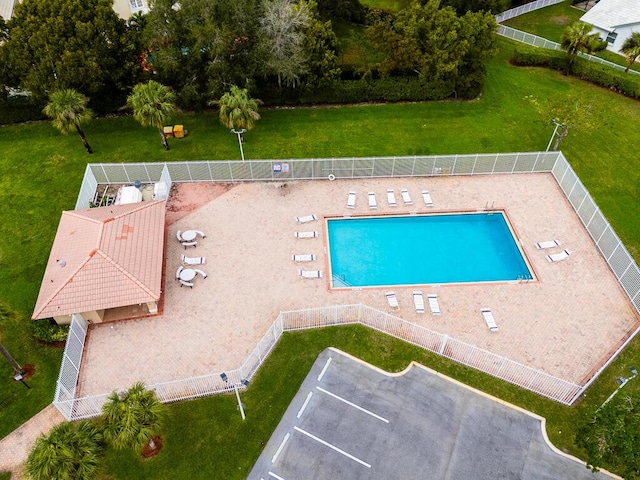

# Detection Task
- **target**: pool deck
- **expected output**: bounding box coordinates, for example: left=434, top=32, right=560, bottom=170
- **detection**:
left=78, top=173, right=639, bottom=396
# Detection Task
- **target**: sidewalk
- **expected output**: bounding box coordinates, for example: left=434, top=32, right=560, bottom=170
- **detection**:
left=0, top=405, right=65, bottom=477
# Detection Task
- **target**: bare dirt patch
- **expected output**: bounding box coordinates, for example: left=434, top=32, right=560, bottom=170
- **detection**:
left=165, top=182, right=237, bottom=226
left=551, top=15, right=571, bottom=25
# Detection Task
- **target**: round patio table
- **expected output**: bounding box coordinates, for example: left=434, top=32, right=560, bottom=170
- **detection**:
left=182, top=230, right=197, bottom=242
left=180, top=268, right=196, bottom=281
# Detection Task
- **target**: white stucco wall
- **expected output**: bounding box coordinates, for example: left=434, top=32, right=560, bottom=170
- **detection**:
left=592, top=24, right=640, bottom=53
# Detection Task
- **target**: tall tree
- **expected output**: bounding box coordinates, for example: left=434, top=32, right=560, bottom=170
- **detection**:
left=560, top=21, right=607, bottom=76
left=44, top=90, right=95, bottom=154
left=367, top=0, right=497, bottom=99
left=102, top=382, right=165, bottom=454
left=620, top=32, right=640, bottom=73
left=301, top=0, right=341, bottom=87
left=127, top=81, right=176, bottom=150
left=215, top=85, right=261, bottom=132
left=0, top=0, right=141, bottom=108
left=259, top=0, right=311, bottom=87
left=25, top=421, right=104, bottom=480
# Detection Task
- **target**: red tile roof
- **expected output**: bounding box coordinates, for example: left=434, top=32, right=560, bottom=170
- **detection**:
left=32, top=201, right=166, bottom=319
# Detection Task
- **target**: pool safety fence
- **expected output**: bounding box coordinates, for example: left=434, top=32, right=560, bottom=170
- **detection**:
left=58, top=152, right=640, bottom=418
left=495, top=0, right=564, bottom=23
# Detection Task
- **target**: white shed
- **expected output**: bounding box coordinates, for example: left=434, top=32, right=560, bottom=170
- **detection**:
left=580, top=0, right=640, bottom=53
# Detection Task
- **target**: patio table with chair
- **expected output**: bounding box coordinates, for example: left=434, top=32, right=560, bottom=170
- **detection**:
left=180, top=268, right=197, bottom=282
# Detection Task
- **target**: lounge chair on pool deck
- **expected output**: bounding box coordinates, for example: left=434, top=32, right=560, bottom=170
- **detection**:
left=386, top=292, right=399, bottom=310
left=298, top=269, right=322, bottom=279
left=422, top=190, right=433, bottom=207
left=347, top=191, right=356, bottom=208
left=182, top=254, right=205, bottom=266
left=295, top=231, right=318, bottom=238
left=387, top=189, right=397, bottom=207
left=535, top=240, right=561, bottom=249
left=368, top=192, right=377, bottom=209
left=427, top=294, right=440, bottom=315
left=295, top=214, right=318, bottom=224
left=481, top=308, right=499, bottom=332
left=292, top=254, right=316, bottom=262
left=413, top=291, right=425, bottom=313
left=546, top=249, right=571, bottom=262
left=401, top=189, right=412, bottom=205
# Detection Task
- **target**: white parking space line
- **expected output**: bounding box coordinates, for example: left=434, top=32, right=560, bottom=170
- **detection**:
left=316, top=386, right=390, bottom=423
left=317, top=357, right=332, bottom=381
left=297, top=392, right=314, bottom=419
left=271, top=433, right=291, bottom=464
left=268, top=472, right=286, bottom=480
left=294, top=426, right=372, bottom=468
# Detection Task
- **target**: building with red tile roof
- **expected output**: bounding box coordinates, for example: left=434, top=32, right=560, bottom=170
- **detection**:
left=32, top=200, right=165, bottom=324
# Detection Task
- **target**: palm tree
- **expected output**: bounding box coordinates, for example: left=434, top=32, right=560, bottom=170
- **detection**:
left=127, top=81, right=176, bottom=151
left=25, top=420, right=104, bottom=480
left=43, top=89, right=94, bottom=154
left=213, top=86, right=261, bottom=160
left=620, top=32, right=640, bottom=73
left=102, top=382, right=165, bottom=454
left=561, top=22, right=607, bottom=75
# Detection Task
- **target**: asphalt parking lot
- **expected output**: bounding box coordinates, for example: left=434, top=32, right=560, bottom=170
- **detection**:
left=248, top=348, right=616, bottom=480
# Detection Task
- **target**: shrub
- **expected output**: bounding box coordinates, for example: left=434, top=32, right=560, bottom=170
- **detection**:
left=29, top=318, right=69, bottom=343
left=0, top=96, right=47, bottom=125
left=511, top=46, right=640, bottom=100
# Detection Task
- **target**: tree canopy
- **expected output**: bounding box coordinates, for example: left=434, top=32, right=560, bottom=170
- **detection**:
left=367, top=0, right=497, bottom=98
left=620, top=32, right=640, bottom=73
left=44, top=89, right=95, bottom=154
left=0, top=0, right=142, bottom=110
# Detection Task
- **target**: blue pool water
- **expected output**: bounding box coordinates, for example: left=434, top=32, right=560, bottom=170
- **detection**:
left=327, top=213, right=532, bottom=287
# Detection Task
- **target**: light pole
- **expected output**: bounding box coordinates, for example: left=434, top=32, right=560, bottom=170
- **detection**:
left=230, top=128, right=247, bottom=161
left=220, top=373, right=249, bottom=420
left=546, top=118, right=565, bottom=152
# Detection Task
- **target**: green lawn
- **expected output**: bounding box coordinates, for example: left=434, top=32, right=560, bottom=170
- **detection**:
left=2, top=36, right=640, bottom=477
left=503, top=0, right=640, bottom=71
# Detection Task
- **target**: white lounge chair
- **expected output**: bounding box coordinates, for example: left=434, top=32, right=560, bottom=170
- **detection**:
left=387, top=190, right=397, bottom=207
left=427, top=294, right=440, bottom=315
left=182, top=241, right=197, bottom=249
left=176, top=230, right=183, bottom=242
left=368, top=192, right=377, bottom=209
left=385, top=292, right=399, bottom=310
left=292, top=254, right=316, bottom=262
left=422, top=190, right=433, bottom=207
left=546, top=249, right=571, bottom=262
left=182, top=254, right=205, bottom=266
left=195, top=230, right=206, bottom=238
left=179, top=279, right=194, bottom=288
left=295, top=231, right=318, bottom=238
left=413, top=291, right=425, bottom=313
left=347, top=191, right=356, bottom=209
left=295, top=214, right=318, bottom=224
left=193, top=269, right=208, bottom=279
left=401, top=189, right=412, bottom=205
left=481, top=308, right=499, bottom=332
left=176, top=265, right=184, bottom=280
left=298, top=269, right=322, bottom=279
left=536, top=240, right=561, bottom=249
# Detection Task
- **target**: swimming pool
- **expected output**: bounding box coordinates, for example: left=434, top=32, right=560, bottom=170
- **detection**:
left=327, top=212, right=533, bottom=288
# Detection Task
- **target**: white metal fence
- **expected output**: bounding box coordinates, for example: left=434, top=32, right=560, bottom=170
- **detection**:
left=56, top=151, right=640, bottom=418
left=497, top=25, right=640, bottom=75
left=53, top=315, right=88, bottom=420
left=495, top=0, right=564, bottom=23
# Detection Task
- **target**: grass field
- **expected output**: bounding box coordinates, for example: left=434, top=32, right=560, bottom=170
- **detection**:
left=1, top=33, right=640, bottom=477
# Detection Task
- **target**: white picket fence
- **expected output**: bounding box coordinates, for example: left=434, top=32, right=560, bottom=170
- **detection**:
left=495, top=0, right=565, bottom=23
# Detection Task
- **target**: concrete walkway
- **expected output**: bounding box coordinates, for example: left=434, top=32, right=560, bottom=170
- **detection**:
left=0, top=405, right=65, bottom=477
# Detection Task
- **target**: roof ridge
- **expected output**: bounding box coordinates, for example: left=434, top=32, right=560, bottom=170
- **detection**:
left=111, top=199, right=165, bottom=220
left=94, top=250, right=160, bottom=298
left=63, top=210, right=104, bottom=225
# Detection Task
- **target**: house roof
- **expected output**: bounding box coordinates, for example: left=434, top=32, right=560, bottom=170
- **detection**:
left=580, top=0, right=640, bottom=31
left=32, top=200, right=166, bottom=319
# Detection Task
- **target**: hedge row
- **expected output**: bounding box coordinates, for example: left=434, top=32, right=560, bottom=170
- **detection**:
left=0, top=96, right=47, bottom=125
left=511, top=46, right=640, bottom=100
